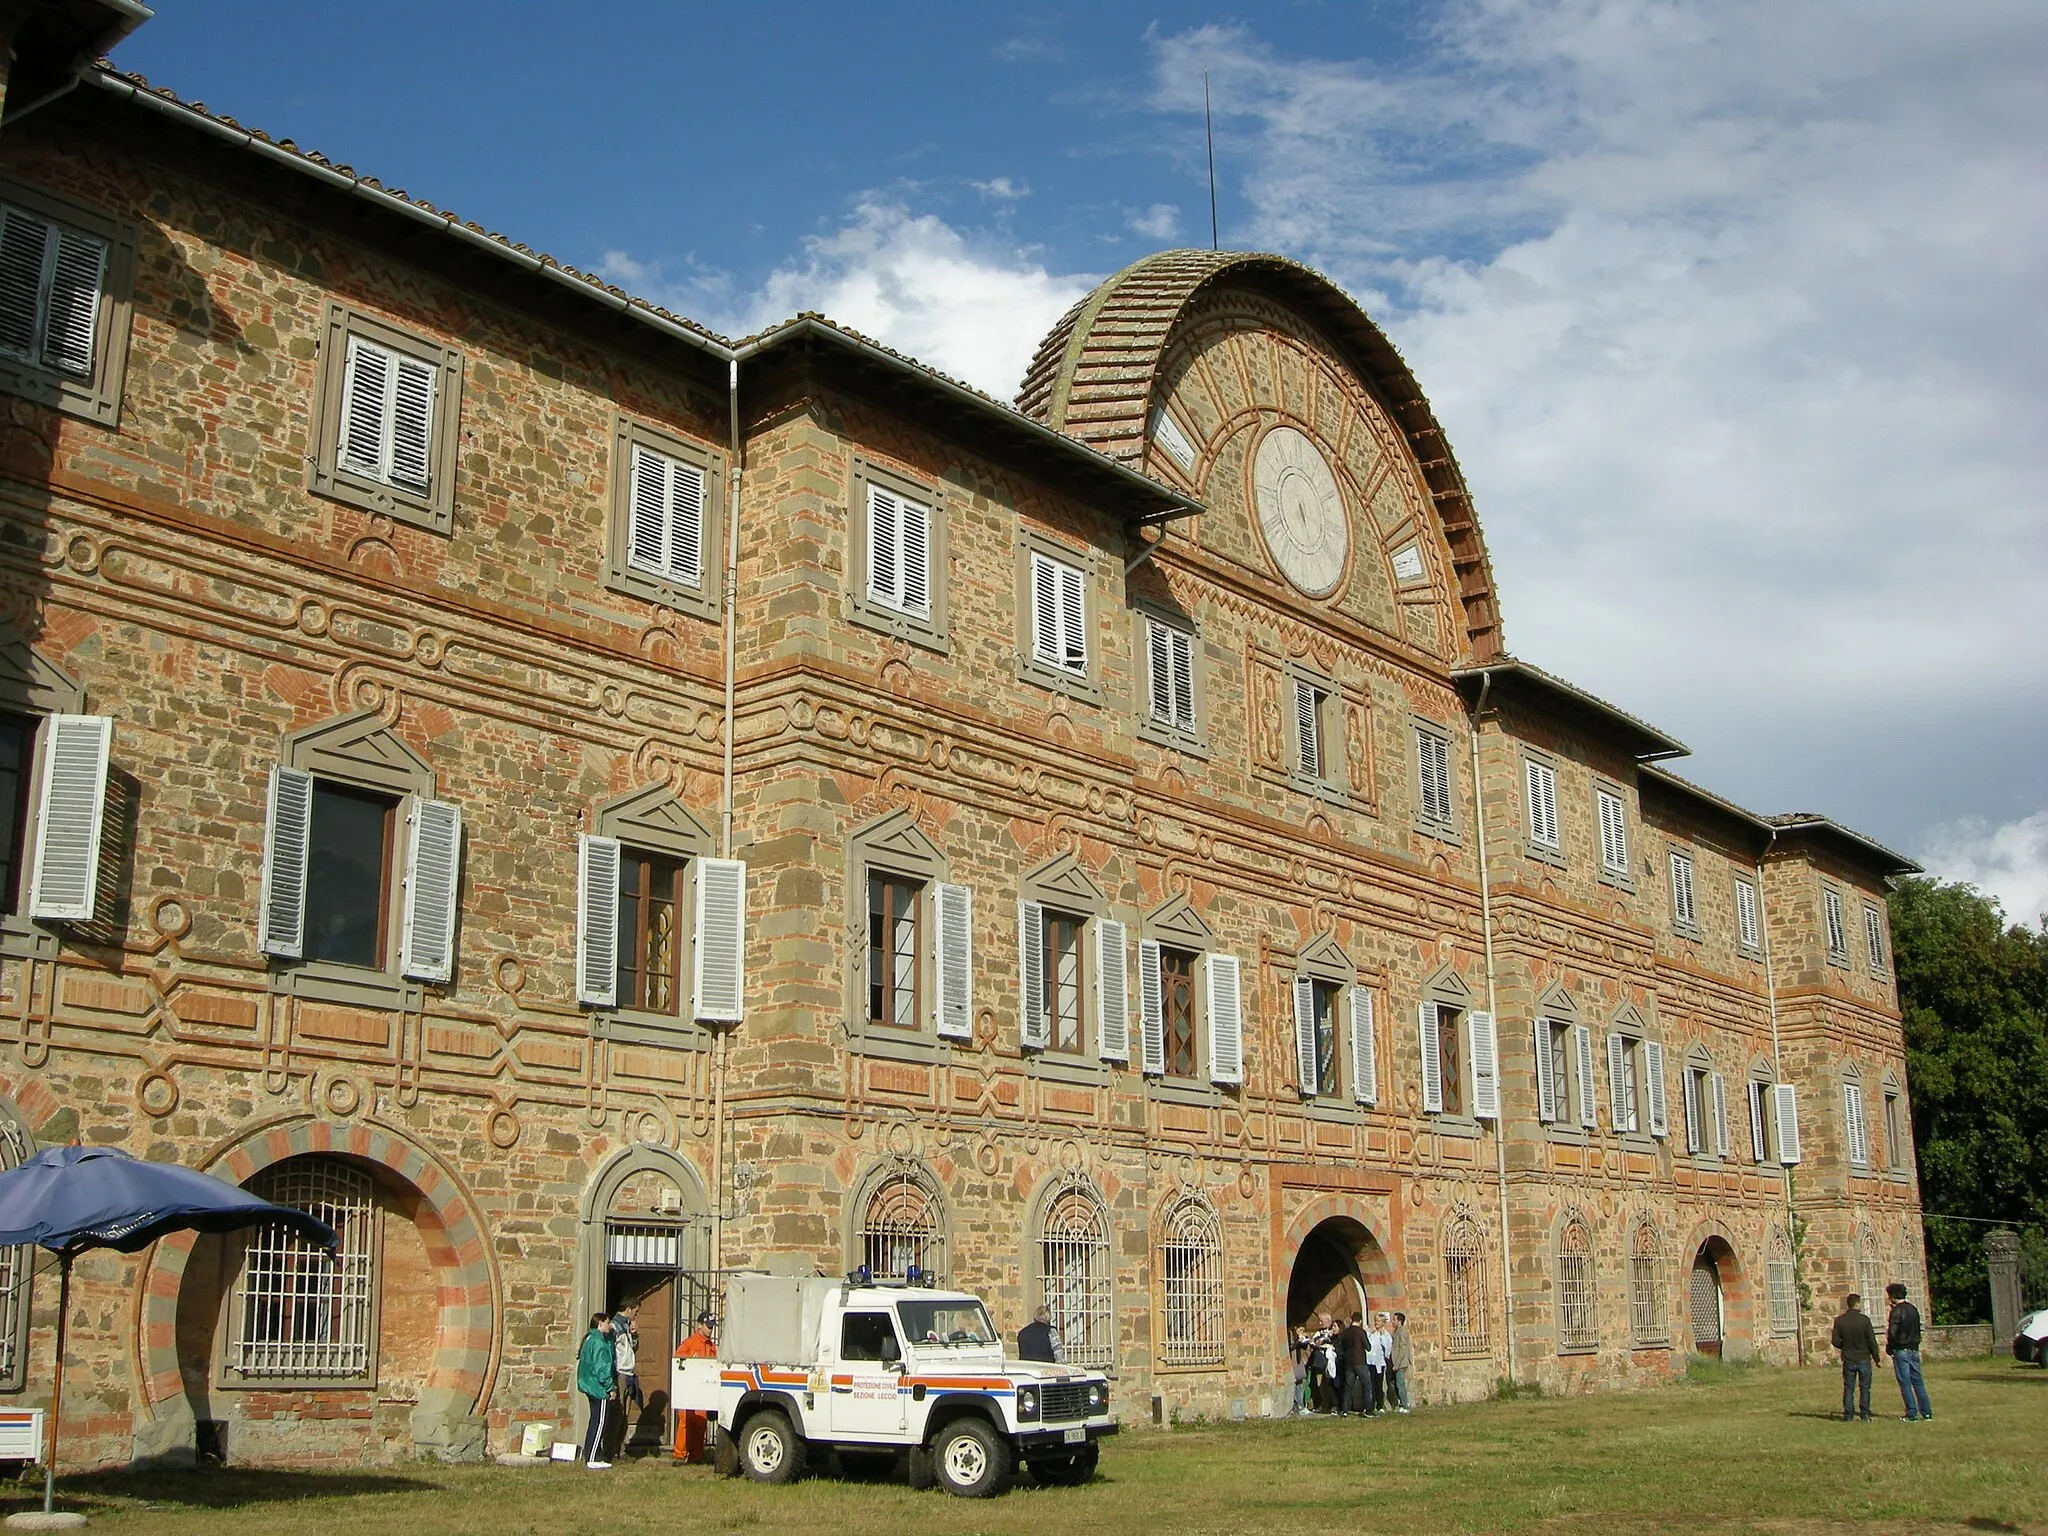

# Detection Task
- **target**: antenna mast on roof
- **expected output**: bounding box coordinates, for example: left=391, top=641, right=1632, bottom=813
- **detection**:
left=1204, top=68, right=1219, bottom=251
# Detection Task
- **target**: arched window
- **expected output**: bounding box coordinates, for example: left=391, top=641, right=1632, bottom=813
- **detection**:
left=230, top=1158, right=378, bottom=1381
left=858, top=1166, right=943, bottom=1279
left=1766, top=1225, right=1798, bottom=1335
left=1158, top=1197, right=1223, bottom=1366
left=1443, top=1211, right=1489, bottom=1357
left=1856, top=1223, right=1882, bottom=1308
left=1556, top=1215, right=1598, bottom=1353
left=1629, top=1220, right=1668, bottom=1347
left=1038, top=1183, right=1113, bottom=1367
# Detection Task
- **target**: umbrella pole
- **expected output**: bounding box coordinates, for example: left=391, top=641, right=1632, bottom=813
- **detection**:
left=43, top=1249, right=71, bottom=1516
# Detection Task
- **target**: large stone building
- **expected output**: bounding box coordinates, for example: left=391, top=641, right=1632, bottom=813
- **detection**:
left=0, top=2, right=1923, bottom=1468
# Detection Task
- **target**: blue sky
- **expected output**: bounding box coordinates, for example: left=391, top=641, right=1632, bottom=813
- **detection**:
left=117, top=3, right=2048, bottom=922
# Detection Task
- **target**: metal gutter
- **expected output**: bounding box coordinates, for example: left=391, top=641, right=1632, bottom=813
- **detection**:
left=1452, top=658, right=1688, bottom=763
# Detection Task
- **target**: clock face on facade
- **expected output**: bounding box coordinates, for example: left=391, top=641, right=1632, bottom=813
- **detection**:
left=1252, top=426, right=1349, bottom=598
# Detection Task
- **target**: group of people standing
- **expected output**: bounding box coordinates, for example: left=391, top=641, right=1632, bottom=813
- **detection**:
left=575, top=1301, right=720, bottom=1467
left=1290, top=1309, right=1413, bottom=1417
left=1831, top=1282, right=1934, bottom=1423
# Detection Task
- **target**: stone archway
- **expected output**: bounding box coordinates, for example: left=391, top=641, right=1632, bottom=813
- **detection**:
left=1686, top=1233, right=1747, bottom=1359
left=1283, top=1209, right=1394, bottom=1330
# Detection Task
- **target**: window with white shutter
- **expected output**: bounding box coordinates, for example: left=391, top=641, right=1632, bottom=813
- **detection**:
left=1144, top=617, right=1197, bottom=736
left=313, top=304, right=461, bottom=532
left=625, top=442, right=707, bottom=588
left=1683, top=1064, right=1704, bottom=1154
left=575, top=834, right=621, bottom=1008
left=1524, top=760, right=1560, bottom=851
left=1863, top=903, right=1887, bottom=972
left=1574, top=1025, right=1598, bottom=1128
left=0, top=203, right=105, bottom=380
left=1668, top=850, right=1698, bottom=932
left=269, top=776, right=399, bottom=970
left=1418, top=1001, right=1454, bottom=1114
left=1596, top=787, right=1629, bottom=879
left=1349, top=986, right=1376, bottom=1106
left=1292, top=975, right=1319, bottom=1096
left=1771, top=1083, right=1802, bottom=1164
left=1608, top=1031, right=1636, bottom=1133
left=1414, top=725, right=1454, bottom=832
left=1533, top=1018, right=1557, bottom=1123
left=1842, top=1080, right=1868, bottom=1167
left=1734, top=877, right=1761, bottom=953
left=1710, top=1073, right=1729, bottom=1158
left=867, top=483, right=934, bottom=617
left=1643, top=1040, right=1668, bottom=1137
left=1294, top=679, right=1324, bottom=783
left=25, top=714, right=111, bottom=923
left=1823, top=886, right=1848, bottom=961
left=259, top=766, right=314, bottom=960
left=1468, top=1010, right=1499, bottom=1120
left=1138, top=938, right=1166, bottom=1075
left=1028, top=549, right=1088, bottom=678
left=399, top=798, right=462, bottom=983
left=932, top=882, right=974, bottom=1040
left=1018, top=900, right=1048, bottom=1050
left=338, top=336, right=439, bottom=498
left=1205, top=952, right=1242, bottom=1086
left=1747, top=1078, right=1772, bottom=1163
left=693, top=858, right=747, bottom=1022
left=1096, top=919, right=1129, bottom=1062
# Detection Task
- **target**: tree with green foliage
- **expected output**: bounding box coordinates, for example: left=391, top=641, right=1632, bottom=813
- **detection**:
left=1889, top=877, right=2048, bottom=1321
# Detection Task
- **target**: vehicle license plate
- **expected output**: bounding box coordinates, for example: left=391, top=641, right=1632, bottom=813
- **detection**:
left=1063, top=1427, right=1085, bottom=1444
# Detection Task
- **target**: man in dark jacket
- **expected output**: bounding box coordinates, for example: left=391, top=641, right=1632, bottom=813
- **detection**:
left=1017, top=1306, right=1059, bottom=1362
left=1337, top=1315, right=1369, bottom=1416
left=1831, top=1293, right=1878, bottom=1422
left=1885, top=1282, right=1933, bottom=1421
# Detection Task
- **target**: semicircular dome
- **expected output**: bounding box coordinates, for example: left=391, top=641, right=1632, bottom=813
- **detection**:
left=1017, top=249, right=1503, bottom=665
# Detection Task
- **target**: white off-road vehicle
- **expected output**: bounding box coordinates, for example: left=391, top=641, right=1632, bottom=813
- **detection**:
left=673, top=1273, right=1116, bottom=1497
left=2014, top=1307, right=2048, bottom=1365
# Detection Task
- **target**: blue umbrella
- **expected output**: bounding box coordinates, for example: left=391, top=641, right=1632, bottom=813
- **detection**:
left=0, top=1145, right=337, bottom=1518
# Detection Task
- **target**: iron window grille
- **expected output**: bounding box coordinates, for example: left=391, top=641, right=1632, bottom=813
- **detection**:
left=1629, top=1222, right=1668, bottom=1347
left=1557, top=1219, right=1598, bottom=1353
left=1158, top=1198, right=1223, bottom=1366
left=1038, top=1186, right=1113, bottom=1368
left=860, top=1170, right=941, bottom=1280
left=230, top=1159, right=376, bottom=1380
left=1766, top=1231, right=1799, bottom=1335
left=1442, top=1214, right=1490, bottom=1358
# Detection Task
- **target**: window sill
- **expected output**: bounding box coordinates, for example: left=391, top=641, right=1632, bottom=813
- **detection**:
left=1524, top=844, right=1566, bottom=870
left=1023, top=1050, right=1109, bottom=1086
left=1617, top=1132, right=1659, bottom=1156
left=1016, top=656, right=1101, bottom=706
left=307, top=462, right=451, bottom=536
left=605, top=567, right=720, bottom=626
left=593, top=1010, right=711, bottom=1050
left=1826, top=953, right=1850, bottom=970
left=271, top=961, right=423, bottom=1010
left=1671, top=922, right=1702, bottom=943
left=0, top=363, right=121, bottom=428
left=1629, top=1339, right=1673, bottom=1353
left=1412, top=818, right=1462, bottom=848
left=1556, top=1343, right=1598, bottom=1357
left=216, top=1374, right=377, bottom=1393
left=1136, top=717, right=1209, bottom=759
left=1686, top=1154, right=1728, bottom=1171
left=1736, top=944, right=1762, bottom=962
left=1596, top=868, right=1635, bottom=894
left=1302, top=1096, right=1367, bottom=1124
left=846, top=1025, right=961, bottom=1066
left=846, top=594, right=948, bottom=655
left=1426, top=1114, right=1482, bottom=1140
left=1542, top=1122, right=1589, bottom=1145
left=1146, top=1077, right=1222, bottom=1109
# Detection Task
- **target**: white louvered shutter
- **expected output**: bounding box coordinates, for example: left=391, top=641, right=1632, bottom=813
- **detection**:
left=1772, top=1084, right=1802, bottom=1165
left=1526, top=762, right=1558, bottom=848
left=1608, top=1032, right=1629, bottom=1131
left=1711, top=1072, right=1730, bottom=1158
left=1597, top=789, right=1628, bottom=875
left=1418, top=731, right=1452, bottom=825
left=1206, top=952, right=1242, bottom=1085
left=399, top=798, right=462, bottom=983
left=1057, top=560, right=1086, bottom=671
left=1292, top=975, right=1318, bottom=1095
left=867, top=484, right=900, bottom=607
left=1468, top=1010, right=1499, bottom=1120
left=1146, top=621, right=1173, bottom=724
left=1138, top=938, right=1165, bottom=1074
left=627, top=444, right=670, bottom=576
left=1645, top=1041, right=1668, bottom=1137
left=575, top=834, right=621, bottom=1008
left=626, top=444, right=705, bottom=587
left=42, top=227, right=105, bottom=377
left=387, top=353, right=436, bottom=496
left=899, top=494, right=930, bottom=614
left=667, top=457, right=706, bottom=586
left=258, top=764, right=313, bottom=959
left=1683, top=1069, right=1703, bottom=1154
left=693, top=857, right=747, bottom=1022
left=1294, top=680, right=1320, bottom=780
left=933, top=882, right=973, bottom=1040
left=1349, top=986, right=1376, bottom=1105
left=1418, top=1001, right=1443, bottom=1113
left=337, top=336, right=390, bottom=480
left=1843, top=1082, right=1867, bottom=1167
left=0, top=207, right=50, bottom=360
left=1670, top=853, right=1696, bottom=927
left=1169, top=628, right=1194, bottom=731
left=1018, top=900, right=1048, bottom=1049
left=1096, top=918, right=1129, bottom=1061
left=1533, top=1019, right=1556, bottom=1123
left=26, top=713, right=112, bottom=922
left=1736, top=880, right=1760, bottom=950
left=1030, top=552, right=1059, bottom=667
left=1749, top=1080, right=1768, bottom=1162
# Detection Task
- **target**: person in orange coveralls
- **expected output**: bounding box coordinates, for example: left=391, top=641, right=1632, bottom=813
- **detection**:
left=672, top=1311, right=719, bottom=1461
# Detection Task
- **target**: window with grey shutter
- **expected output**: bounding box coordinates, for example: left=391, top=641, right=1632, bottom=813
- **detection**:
left=1415, top=727, right=1453, bottom=828
left=626, top=443, right=706, bottom=588
left=1349, top=986, right=1376, bottom=1106
left=1572, top=1025, right=1596, bottom=1127
left=338, top=336, right=439, bottom=498
left=398, top=798, right=462, bottom=983
left=1138, top=938, right=1165, bottom=1074
left=1145, top=618, right=1195, bottom=734
left=1824, top=887, right=1848, bottom=960
left=1418, top=1001, right=1443, bottom=1113
left=1533, top=1019, right=1557, bottom=1123
left=933, top=882, right=973, bottom=1039
left=575, top=834, right=621, bottom=1008
left=1096, top=918, right=1129, bottom=1061
left=1525, top=761, right=1559, bottom=850
left=259, top=765, right=314, bottom=959
left=1294, top=680, right=1322, bottom=782
left=693, top=857, right=747, bottom=1022
left=1596, top=788, right=1628, bottom=876
left=25, top=713, right=111, bottom=923
left=1863, top=904, right=1886, bottom=971
left=1029, top=550, right=1086, bottom=676
left=1205, top=953, right=1242, bottom=1085
left=1735, top=878, right=1760, bottom=951
left=1468, top=1010, right=1498, bottom=1120
left=0, top=204, right=105, bottom=378
left=1668, top=851, right=1697, bottom=930
left=1017, top=899, right=1048, bottom=1049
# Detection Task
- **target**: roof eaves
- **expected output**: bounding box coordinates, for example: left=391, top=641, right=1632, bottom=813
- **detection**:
left=1454, top=658, right=1688, bottom=762
left=1763, top=815, right=1922, bottom=878
left=1637, top=764, right=1775, bottom=838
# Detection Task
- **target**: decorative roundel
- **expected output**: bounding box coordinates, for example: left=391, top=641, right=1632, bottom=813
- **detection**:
left=1252, top=426, right=1349, bottom=597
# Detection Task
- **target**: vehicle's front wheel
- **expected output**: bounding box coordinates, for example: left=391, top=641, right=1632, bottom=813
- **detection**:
left=932, top=1418, right=1010, bottom=1498
left=1027, top=1443, right=1099, bottom=1486
left=738, top=1410, right=806, bottom=1484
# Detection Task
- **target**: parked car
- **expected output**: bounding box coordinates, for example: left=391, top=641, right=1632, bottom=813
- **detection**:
left=2015, top=1308, right=2048, bottom=1365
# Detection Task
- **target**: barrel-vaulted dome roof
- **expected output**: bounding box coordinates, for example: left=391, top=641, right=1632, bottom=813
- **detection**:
left=1017, top=249, right=1503, bottom=663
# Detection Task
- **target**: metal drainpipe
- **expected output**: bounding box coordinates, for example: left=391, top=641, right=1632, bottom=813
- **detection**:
left=1756, top=828, right=1803, bottom=1363
left=712, top=357, right=743, bottom=1271
left=1469, top=670, right=1517, bottom=1383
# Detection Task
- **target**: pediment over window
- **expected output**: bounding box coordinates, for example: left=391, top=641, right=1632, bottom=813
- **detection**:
left=1609, top=1001, right=1647, bottom=1033
left=1421, top=963, right=1474, bottom=1005
left=1296, top=932, right=1353, bottom=979
left=1021, top=851, right=1106, bottom=913
left=1537, top=982, right=1578, bottom=1019
left=596, top=783, right=715, bottom=860
left=850, top=807, right=947, bottom=879
left=0, top=625, right=84, bottom=715
left=1144, top=892, right=1214, bottom=947
left=282, top=711, right=434, bottom=796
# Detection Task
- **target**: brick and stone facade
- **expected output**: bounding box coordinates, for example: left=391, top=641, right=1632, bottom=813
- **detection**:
left=0, top=2, right=1924, bottom=1469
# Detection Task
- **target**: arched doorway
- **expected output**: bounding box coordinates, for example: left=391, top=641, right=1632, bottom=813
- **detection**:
left=1689, top=1240, right=1729, bottom=1356
left=1286, top=1216, right=1387, bottom=1328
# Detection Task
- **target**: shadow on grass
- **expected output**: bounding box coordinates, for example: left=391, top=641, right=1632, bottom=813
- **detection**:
left=6, top=1466, right=437, bottom=1511
left=1945, top=1370, right=2047, bottom=1385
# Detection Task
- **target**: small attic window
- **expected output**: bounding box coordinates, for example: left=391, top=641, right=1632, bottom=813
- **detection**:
left=1391, top=544, right=1425, bottom=583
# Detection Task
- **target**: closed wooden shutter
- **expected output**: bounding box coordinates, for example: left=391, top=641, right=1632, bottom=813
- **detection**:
left=1683, top=1068, right=1703, bottom=1153
left=1597, top=789, right=1628, bottom=874
left=0, top=207, right=49, bottom=359
left=399, top=798, right=462, bottom=983
left=867, top=484, right=900, bottom=606
left=1772, top=1084, right=1802, bottom=1164
left=627, top=445, right=671, bottom=576
left=26, top=713, right=111, bottom=922
left=1670, top=852, right=1696, bottom=926
left=259, top=764, right=314, bottom=959
left=1294, top=680, right=1320, bottom=779
left=1206, top=953, right=1242, bottom=1085
left=575, top=834, right=621, bottom=1008
left=42, top=226, right=104, bottom=377
left=1418, top=730, right=1451, bottom=825
left=387, top=353, right=436, bottom=496
left=933, top=882, right=973, bottom=1039
left=1137, top=938, right=1165, bottom=1074
left=1418, top=1001, right=1443, bottom=1113
left=1057, top=559, right=1086, bottom=671
left=1292, top=975, right=1318, bottom=1094
left=1017, top=900, right=1048, bottom=1049
left=1169, top=628, right=1194, bottom=731
left=1824, top=888, right=1846, bottom=956
left=1575, top=1025, right=1598, bottom=1128
left=1608, top=1032, right=1630, bottom=1131
left=1842, top=1082, right=1868, bottom=1167
left=1645, top=1041, right=1668, bottom=1137
left=1736, top=879, right=1759, bottom=949
left=1468, top=1010, right=1499, bottom=1120
left=898, top=494, right=930, bottom=614
left=1748, top=1080, right=1768, bottom=1161
left=1146, top=621, right=1173, bottom=724
left=1349, top=986, right=1376, bottom=1105
left=1711, top=1072, right=1730, bottom=1157
left=626, top=444, right=706, bottom=587
left=337, top=336, right=390, bottom=479
left=693, top=857, right=747, bottom=1022
left=1030, top=551, right=1059, bottom=667
left=1096, top=918, right=1129, bottom=1061
left=1533, top=1018, right=1556, bottom=1123
left=1526, top=761, right=1558, bottom=847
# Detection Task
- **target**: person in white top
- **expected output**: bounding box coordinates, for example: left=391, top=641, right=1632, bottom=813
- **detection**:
left=1366, top=1312, right=1394, bottom=1414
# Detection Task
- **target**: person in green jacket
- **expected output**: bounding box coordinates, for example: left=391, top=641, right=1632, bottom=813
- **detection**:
left=577, top=1313, right=616, bottom=1467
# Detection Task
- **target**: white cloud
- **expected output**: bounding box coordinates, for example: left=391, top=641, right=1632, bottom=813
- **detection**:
left=1127, top=202, right=1181, bottom=240
left=1920, top=811, right=2048, bottom=931
left=972, top=177, right=1030, bottom=202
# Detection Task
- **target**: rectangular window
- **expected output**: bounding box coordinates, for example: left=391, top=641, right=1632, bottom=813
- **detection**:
left=311, top=304, right=462, bottom=532
left=303, top=782, right=397, bottom=969
left=1669, top=851, right=1697, bottom=931
left=625, top=442, right=706, bottom=588
left=1824, top=887, right=1848, bottom=960
left=867, top=874, right=922, bottom=1029
left=1437, top=1003, right=1464, bottom=1117
left=1609, top=1032, right=1639, bottom=1133
left=337, top=334, right=436, bottom=498
left=1735, top=877, right=1761, bottom=952
left=1747, top=1078, right=1774, bottom=1163
left=1292, top=977, right=1341, bottom=1097
left=0, top=713, right=36, bottom=915
left=1044, top=909, right=1085, bottom=1053
left=615, top=852, right=684, bottom=1014
left=1294, top=680, right=1325, bottom=782
left=1883, top=1089, right=1905, bottom=1171
left=1843, top=1080, right=1869, bottom=1167
left=0, top=202, right=104, bottom=379
left=867, top=482, right=933, bottom=618
left=1145, top=618, right=1196, bottom=735
left=1161, top=946, right=1197, bottom=1077
left=1415, top=725, right=1453, bottom=831
left=1524, top=760, right=1560, bottom=851
left=1539, top=1019, right=1572, bottom=1124
left=1029, top=549, right=1088, bottom=677
left=1863, top=903, right=1886, bottom=971
left=1596, top=788, right=1629, bottom=878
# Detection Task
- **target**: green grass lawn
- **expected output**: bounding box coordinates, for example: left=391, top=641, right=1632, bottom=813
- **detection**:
left=13, top=1358, right=2044, bottom=1536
